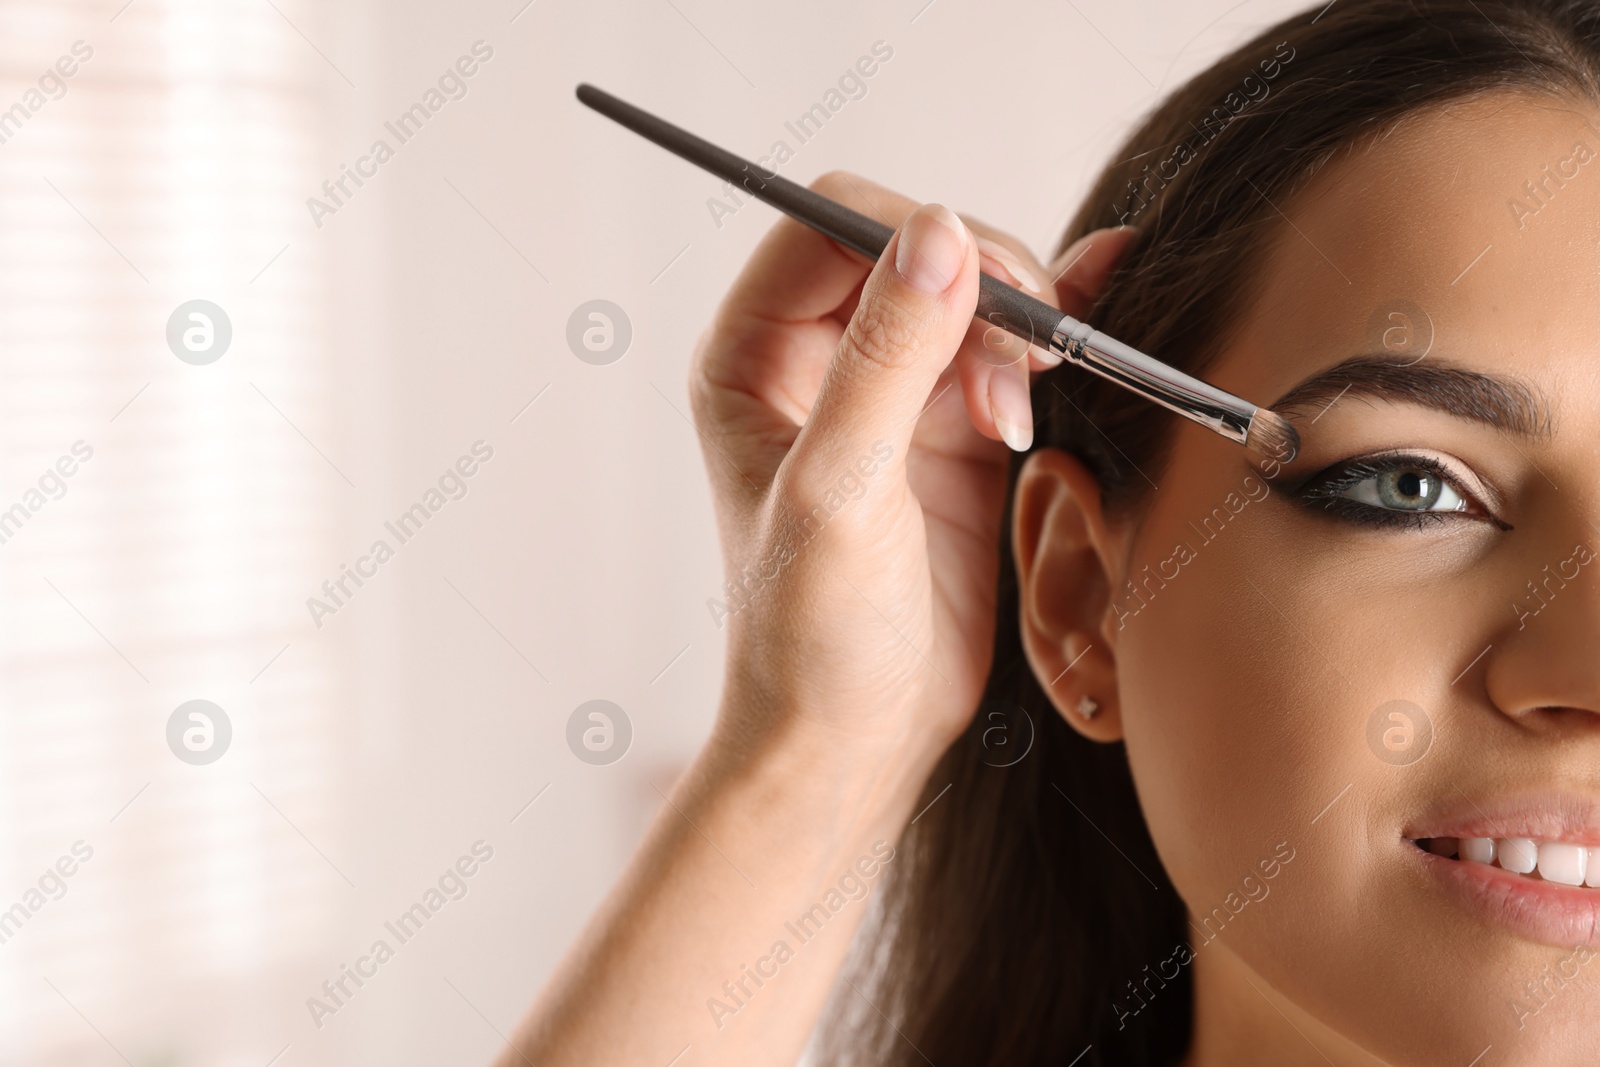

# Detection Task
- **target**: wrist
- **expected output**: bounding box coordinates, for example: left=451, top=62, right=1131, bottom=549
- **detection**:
left=697, top=694, right=949, bottom=838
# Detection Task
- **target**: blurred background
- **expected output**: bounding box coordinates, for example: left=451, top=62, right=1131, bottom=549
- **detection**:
left=0, top=0, right=1308, bottom=1063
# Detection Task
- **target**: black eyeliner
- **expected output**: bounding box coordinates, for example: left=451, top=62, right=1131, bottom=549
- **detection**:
left=1288, top=451, right=1513, bottom=531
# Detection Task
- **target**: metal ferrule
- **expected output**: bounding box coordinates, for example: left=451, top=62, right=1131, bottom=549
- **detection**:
left=1049, top=315, right=1255, bottom=445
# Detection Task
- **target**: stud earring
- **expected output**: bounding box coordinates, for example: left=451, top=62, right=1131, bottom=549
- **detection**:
left=1075, top=695, right=1100, bottom=721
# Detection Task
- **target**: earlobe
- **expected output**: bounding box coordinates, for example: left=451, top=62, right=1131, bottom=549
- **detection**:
left=1012, top=448, right=1126, bottom=741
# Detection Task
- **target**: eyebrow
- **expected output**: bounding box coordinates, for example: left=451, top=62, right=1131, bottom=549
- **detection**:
left=1268, top=354, right=1555, bottom=441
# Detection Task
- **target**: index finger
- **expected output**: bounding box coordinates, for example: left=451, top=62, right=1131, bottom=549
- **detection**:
left=715, top=171, right=919, bottom=326
left=1049, top=226, right=1139, bottom=317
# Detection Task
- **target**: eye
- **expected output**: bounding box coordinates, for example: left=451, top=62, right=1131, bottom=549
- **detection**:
left=1292, top=452, right=1505, bottom=531
left=1341, top=466, right=1466, bottom=513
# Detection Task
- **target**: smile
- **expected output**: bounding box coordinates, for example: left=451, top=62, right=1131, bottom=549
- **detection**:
left=1404, top=792, right=1600, bottom=946
left=1416, top=837, right=1600, bottom=887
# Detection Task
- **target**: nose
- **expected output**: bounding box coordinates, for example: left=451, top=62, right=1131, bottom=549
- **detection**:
left=1482, top=539, right=1600, bottom=730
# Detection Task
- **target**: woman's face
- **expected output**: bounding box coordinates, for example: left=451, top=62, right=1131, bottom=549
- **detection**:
left=1070, top=91, right=1600, bottom=1064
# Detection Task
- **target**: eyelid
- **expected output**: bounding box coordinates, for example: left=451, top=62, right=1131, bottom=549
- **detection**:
left=1297, top=448, right=1506, bottom=520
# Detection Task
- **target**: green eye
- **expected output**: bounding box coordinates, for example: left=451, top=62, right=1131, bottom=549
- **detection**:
left=1340, top=467, right=1468, bottom=513
left=1291, top=451, right=1499, bottom=531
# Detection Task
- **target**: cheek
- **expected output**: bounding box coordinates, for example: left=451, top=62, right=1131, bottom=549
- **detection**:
left=1111, top=488, right=1432, bottom=1041
left=1114, top=487, right=1368, bottom=910
left=1111, top=442, right=1496, bottom=900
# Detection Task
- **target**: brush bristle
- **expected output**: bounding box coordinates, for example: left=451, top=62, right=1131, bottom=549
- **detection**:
left=1245, top=408, right=1300, bottom=463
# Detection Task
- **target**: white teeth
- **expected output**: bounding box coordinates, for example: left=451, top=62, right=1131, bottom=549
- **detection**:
left=1449, top=836, right=1600, bottom=886
left=1537, top=842, right=1588, bottom=886
left=1497, top=838, right=1538, bottom=874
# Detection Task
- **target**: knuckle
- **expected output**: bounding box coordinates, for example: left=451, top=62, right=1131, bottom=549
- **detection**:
left=769, top=448, right=886, bottom=558
left=771, top=466, right=846, bottom=548
left=842, top=286, right=927, bottom=372
left=773, top=464, right=828, bottom=521
left=686, top=326, right=720, bottom=422
left=687, top=366, right=715, bottom=431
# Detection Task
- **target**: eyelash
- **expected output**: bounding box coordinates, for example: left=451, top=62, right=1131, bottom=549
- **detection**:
left=1292, top=452, right=1506, bottom=531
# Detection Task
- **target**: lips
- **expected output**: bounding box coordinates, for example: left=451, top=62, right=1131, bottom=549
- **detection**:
left=1406, top=791, right=1600, bottom=947
left=1418, top=837, right=1600, bottom=887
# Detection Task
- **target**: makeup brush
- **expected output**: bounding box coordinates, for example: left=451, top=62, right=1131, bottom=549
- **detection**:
left=575, top=83, right=1299, bottom=462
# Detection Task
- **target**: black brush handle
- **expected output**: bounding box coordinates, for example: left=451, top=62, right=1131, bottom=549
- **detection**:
left=575, top=83, right=1064, bottom=349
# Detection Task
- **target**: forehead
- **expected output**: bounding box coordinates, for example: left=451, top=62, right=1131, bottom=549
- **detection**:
left=1211, top=90, right=1600, bottom=412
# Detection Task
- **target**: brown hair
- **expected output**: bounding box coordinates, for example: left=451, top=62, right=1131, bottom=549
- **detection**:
left=822, top=2, right=1600, bottom=1063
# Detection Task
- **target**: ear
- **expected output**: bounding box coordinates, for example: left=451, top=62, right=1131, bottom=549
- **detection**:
left=1012, top=447, right=1127, bottom=741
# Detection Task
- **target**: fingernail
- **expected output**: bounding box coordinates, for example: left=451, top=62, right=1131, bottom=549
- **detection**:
left=1033, top=346, right=1063, bottom=367
left=988, top=365, right=1034, bottom=452
left=975, top=236, right=1046, bottom=294
left=895, top=204, right=968, bottom=293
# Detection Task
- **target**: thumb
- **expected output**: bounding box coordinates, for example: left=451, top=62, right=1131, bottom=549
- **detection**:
left=794, top=203, right=978, bottom=475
